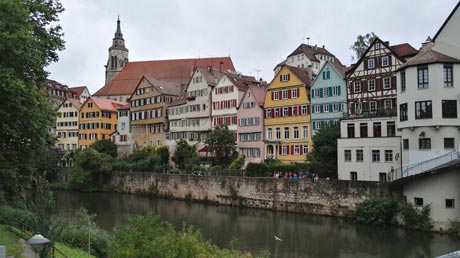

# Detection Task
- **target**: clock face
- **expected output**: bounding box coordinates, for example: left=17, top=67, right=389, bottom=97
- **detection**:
left=111, top=50, right=117, bottom=56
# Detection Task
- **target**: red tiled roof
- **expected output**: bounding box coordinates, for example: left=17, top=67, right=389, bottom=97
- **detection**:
left=391, top=43, right=419, bottom=58
left=67, top=98, right=82, bottom=110
left=226, top=73, right=259, bottom=92
left=287, top=44, right=343, bottom=66
left=286, top=66, right=312, bottom=86
left=118, top=103, right=130, bottom=110
left=90, top=96, right=127, bottom=112
left=94, top=57, right=235, bottom=97
left=143, top=76, right=181, bottom=96
left=69, top=86, right=89, bottom=95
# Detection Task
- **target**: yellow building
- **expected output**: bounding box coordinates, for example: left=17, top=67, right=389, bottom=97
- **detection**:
left=130, top=76, right=180, bottom=148
left=264, top=65, right=313, bottom=163
left=78, top=97, right=127, bottom=149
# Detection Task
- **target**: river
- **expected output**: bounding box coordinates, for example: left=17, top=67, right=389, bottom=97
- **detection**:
left=54, top=191, right=460, bottom=258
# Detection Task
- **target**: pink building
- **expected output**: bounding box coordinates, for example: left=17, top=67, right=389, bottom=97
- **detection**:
left=237, top=85, right=267, bottom=166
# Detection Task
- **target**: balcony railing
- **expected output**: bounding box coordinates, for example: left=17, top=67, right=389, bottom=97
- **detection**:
left=346, top=109, right=397, bottom=119
left=388, top=149, right=460, bottom=181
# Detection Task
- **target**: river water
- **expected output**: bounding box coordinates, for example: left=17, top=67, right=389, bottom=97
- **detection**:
left=54, top=191, right=460, bottom=258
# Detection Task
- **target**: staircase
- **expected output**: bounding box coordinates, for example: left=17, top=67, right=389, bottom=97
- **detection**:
left=388, top=149, right=460, bottom=182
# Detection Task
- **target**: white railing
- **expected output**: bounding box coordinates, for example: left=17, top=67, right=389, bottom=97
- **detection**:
left=388, top=149, right=460, bottom=181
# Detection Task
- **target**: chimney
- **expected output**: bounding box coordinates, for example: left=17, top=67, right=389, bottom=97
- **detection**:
left=421, top=36, right=432, bottom=48
left=219, top=61, right=224, bottom=72
left=322, top=45, right=325, bottom=49
left=315, top=44, right=317, bottom=50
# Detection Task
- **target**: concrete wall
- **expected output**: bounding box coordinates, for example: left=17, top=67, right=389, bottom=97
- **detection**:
left=109, top=172, right=392, bottom=218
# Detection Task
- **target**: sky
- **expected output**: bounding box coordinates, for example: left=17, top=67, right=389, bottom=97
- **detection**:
left=47, top=0, right=458, bottom=94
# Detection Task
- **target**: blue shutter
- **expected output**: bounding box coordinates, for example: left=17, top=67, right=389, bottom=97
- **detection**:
left=319, top=88, right=323, bottom=98
left=313, top=121, right=316, bottom=130
left=338, top=103, right=342, bottom=111
left=329, top=87, right=332, bottom=96
left=320, top=105, right=323, bottom=113
left=338, top=86, right=341, bottom=95
left=329, top=104, right=333, bottom=112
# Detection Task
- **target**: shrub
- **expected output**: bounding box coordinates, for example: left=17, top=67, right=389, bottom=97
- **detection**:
left=447, top=219, right=460, bottom=235
left=0, top=205, right=36, bottom=228
left=246, top=163, right=269, bottom=177
left=398, top=202, right=432, bottom=231
left=355, top=197, right=397, bottom=226
left=228, top=155, right=245, bottom=170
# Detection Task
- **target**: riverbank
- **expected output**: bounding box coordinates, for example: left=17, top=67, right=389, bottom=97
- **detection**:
left=107, top=171, right=394, bottom=218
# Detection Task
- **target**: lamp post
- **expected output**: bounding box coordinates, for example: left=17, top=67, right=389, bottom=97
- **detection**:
left=26, top=234, right=51, bottom=258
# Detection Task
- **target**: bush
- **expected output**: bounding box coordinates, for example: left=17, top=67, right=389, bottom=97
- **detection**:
left=246, top=163, right=269, bottom=177
left=50, top=208, right=111, bottom=257
left=228, top=155, right=245, bottom=170
left=0, top=205, right=36, bottom=228
left=398, top=202, right=432, bottom=231
left=355, top=197, right=397, bottom=226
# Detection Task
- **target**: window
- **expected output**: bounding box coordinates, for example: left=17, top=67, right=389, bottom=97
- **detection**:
left=281, top=146, right=288, bottom=155
left=302, top=126, right=308, bottom=139
left=360, top=123, right=368, bottom=138
left=347, top=123, right=355, bottom=138
left=415, top=101, right=432, bottom=119
left=274, top=108, right=279, bottom=118
left=333, top=86, right=339, bottom=96
left=323, top=104, right=329, bottom=113
left=379, top=173, right=387, bottom=182
left=444, top=138, right=455, bottom=149
left=442, top=100, right=457, bottom=118
left=274, top=91, right=279, bottom=100
left=344, top=150, right=352, bottom=162
left=354, top=81, right=361, bottom=93
left=372, top=150, right=380, bottom=162
left=368, top=79, right=376, bottom=91
left=417, top=66, right=429, bottom=88
left=446, top=199, right=455, bottom=209
left=284, top=127, right=290, bottom=139
left=314, top=105, right=321, bottom=113
left=282, top=90, right=288, bottom=100
left=401, top=71, right=406, bottom=92
left=403, top=139, right=409, bottom=150
left=385, top=150, right=393, bottom=162
left=333, top=103, right=339, bottom=112
left=301, top=105, right=308, bottom=115
left=293, top=127, right=299, bottom=139
left=419, top=138, right=431, bottom=150
left=275, top=128, right=281, bottom=139
left=373, top=122, right=381, bottom=137
left=294, top=145, right=300, bottom=155
left=88, top=102, right=93, bottom=108
left=384, top=99, right=392, bottom=110
left=193, top=76, right=202, bottom=83
left=444, top=64, right=453, bottom=87
left=292, top=88, right=298, bottom=98
left=387, top=121, right=396, bottom=137
left=370, top=101, right=378, bottom=112
left=400, top=103, right=408, bottom=121
left=383, top=77, right=391, bottom=89
left=368, top=58, right=375, bottom=69
left=414, top=197, right=424, bottom=207
left=266, top=109, right=272, bottom=118
left=350, top=172, right=358, bottom=181
left=281, top=74, right=289, bottom=82
left=303, top=145, right=309, bottom=155
left=283, top=107, right=289, bottom=117
left=312, top=89, right=320, bottom=98
left=323, top=70, right=330, bottom=80
left=382, top=56, right=389, bottom=67
left=356, top=150, right=363, bottom=162
left=267, top=128, right=273, bottom=140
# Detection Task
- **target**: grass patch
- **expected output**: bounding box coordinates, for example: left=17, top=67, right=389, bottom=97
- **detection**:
left=54, top=242, right=96, bottom=258
left=0, top=225, right=24, bottom=258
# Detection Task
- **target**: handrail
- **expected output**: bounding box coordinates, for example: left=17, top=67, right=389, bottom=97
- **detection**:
left=388, top=149, right=460, bottom=181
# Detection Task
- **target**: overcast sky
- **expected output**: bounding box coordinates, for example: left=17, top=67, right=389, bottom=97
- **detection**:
left=47, top=0, right=458, bottom=94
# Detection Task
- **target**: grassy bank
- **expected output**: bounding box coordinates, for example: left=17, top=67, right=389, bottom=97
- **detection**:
left=0, top=225, right=23, bottom=258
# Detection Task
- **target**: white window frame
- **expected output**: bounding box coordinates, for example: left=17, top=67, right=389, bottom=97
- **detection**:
left=294, top=145, right=300, bottom=155
left=293, top=126, right=299, bottom=139
left=382, top=56, right=389, bottom=67
left=333, top=103, right=339, bottom=112
left=368, top=58, right=375, bottom=69
left=333, top=86, right=339, bottom=96
left=302, top=126, right=308, bottom=139
left=383, top=77, right=391, bottom=89
left=368, top=79, right=376, bottom=91
left=283, top=107, right=289, bottom=117
left=274, top=91, right=279, bottom=100
left=282, top=90, right=288, bottom=100
left=301, top=105, right=308, bottom=115
left=281, top=146, right=288, bottom=155
left=323, top=104, right=329, bottom=113
left=281, top=74, right=289, bottom=82
left=314, top=105, right=320, bottom=113
left=303, top=145, right=309, bottom=154
left=370, top=101, right=378, bottom=112
left=323, top=88, right=329, bottom=97
left=292, top=88, right=298, bottom=98
left=354, top=81, right=361, bottom=93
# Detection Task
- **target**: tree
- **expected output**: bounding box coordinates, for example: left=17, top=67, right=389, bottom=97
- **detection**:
left=350, top=32, right=377, bottom=61
left=205, top=126, right=237, bottom=167
left=69, top=149, right=113, bottom=190
left=309, top=125, right=340, bottom=179
left=0, top=0, right=65, bottom=201
left=89, top=139, right=118, bottom=158
left=172, top=139, right=198, bottom=171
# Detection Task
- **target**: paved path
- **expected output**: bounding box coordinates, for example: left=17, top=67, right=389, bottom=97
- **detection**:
left=19, top=239, right=36, bottom=258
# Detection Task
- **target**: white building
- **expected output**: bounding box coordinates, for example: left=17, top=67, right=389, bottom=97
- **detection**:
left=337, top=117, right=401, bottom=182
left=56, top=98, right=81, bottom=167
left=111, top=103, right=134, bottom=155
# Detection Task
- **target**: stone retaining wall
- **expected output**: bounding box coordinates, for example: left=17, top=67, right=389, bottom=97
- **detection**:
left=110, top=172, right=393, bottom=217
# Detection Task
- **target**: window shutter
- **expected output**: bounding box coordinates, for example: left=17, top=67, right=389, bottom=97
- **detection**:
left=329, top=87, right=332, bottom=96
left=213, top=102, right=216, bottom=110
left=364, top=59, right=368, bottom=70
left=300, top=145, right=303, bottom=155
left=213, top=118, right=216, bottom=126
left=279, top=108, right=282, bottom=116
left=376, top=78, right=382, bottom=90
left=287, top=74, right=291, bottom=81
left=307, top=105, right=311, bottom=115
left=271, top=109, right=274, bottom=117
left=313, top=122, right=316, bottom=130
left=279, top=146, right=282, bottom=154
left=288, top=107, right=292, bottom=116
left=271, top=91, right=274, bottom=100
left=388, top=56, right=392, bottom=66
left=319, top=88, right=323, bottom=98
left=279, top=75, right=283, bottom=82
left=320, top=105, right=323, bottom=113
left=291, top=145, right=294, bottom=154
left=298, top=106, right=301, bottom=115
left=391, top=76, right=396, bottom=89
left=288, top=89, right=292, bottom=99
left=377, top=57, right=381, bottom=68
left=287, top=145, right=290, bottom=155
left=338, top=86, right=341, bottom=95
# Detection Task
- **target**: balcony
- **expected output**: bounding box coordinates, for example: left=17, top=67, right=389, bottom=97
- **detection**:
left=346, top=108, right=397, bottom=119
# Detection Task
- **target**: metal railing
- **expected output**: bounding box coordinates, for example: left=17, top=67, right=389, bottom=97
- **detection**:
left=388, top=149, right=460, bottom=181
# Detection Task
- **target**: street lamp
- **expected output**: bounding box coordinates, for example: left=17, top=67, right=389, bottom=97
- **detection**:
left=26, top=234, right=51, bottom=258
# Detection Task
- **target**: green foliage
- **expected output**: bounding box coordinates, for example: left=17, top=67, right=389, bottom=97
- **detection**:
left=205, top=125, right=237, bottom=167
left=0, top=0, right=64, bottom=201
left=447, top=219, right=460, bottom=235
left=0, top=225, right=24, bottom=257
left=246, top=163, right=269, bottom=177
left=398, top=202, right=433, bottom=231
left=355, top=197, right=397, bottom=226
left=246, top=162, right=311, bottom=177
left=0, top=205, right=36, bottom=228
left=89, top=139, right=118, bottom=158
left=108, top=215, right=265, bottom=258
left=309, top=124, right=340, bottom=179
left=172, top=139, right=198, bottom=171
left=350, top=32, right=377, bottom=61
left=29, top=177, right=56, bottom=236
left=228, top=154, right=245, bottom=170
left=69, top=149, right=113, bottom=191
left=113, top=146, right=170, bottom=172
left=50, top=208, right=110, bottom=258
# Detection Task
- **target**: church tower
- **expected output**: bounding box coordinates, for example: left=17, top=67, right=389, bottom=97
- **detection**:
left=105, top=17, right=129, bottom=84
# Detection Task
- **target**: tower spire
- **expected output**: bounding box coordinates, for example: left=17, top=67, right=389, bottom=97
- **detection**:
left=114, top=16, right=124, bottom=40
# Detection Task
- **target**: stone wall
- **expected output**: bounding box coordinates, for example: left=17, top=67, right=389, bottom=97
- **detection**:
left=110, top=172, right=393, bottom=217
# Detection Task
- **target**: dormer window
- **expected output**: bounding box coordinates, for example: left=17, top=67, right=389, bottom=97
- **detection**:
left=280, top=74, right=290, bottom=82
left=193, top=76, right=202, bottom=84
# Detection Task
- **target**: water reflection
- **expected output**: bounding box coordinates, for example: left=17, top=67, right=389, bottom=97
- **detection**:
left=55, top=191, right=460, bottom=258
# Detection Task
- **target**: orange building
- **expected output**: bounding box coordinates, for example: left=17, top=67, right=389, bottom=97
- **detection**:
left=78, top=96, right=127, bottom=149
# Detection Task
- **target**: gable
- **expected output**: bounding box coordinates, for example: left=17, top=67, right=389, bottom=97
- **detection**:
left=269, top=66, right=307, bottom=89
left=433, top=2, right=460, bottom=59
